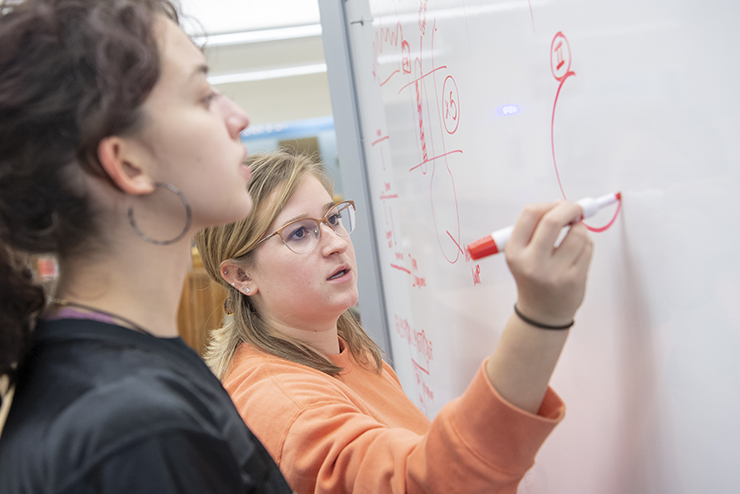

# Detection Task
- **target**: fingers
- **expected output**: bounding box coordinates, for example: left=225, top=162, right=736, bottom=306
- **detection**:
left=506, top=201, right=585, bottom=256
left=556, top=222, right=592, bottom=266
left=504, top=200, right=594, bottom=326
left=506, top=202, right=559, bottom=253
left=528, top=202, right=584, bottom=256
left=572, top=232, right=594, bottom=273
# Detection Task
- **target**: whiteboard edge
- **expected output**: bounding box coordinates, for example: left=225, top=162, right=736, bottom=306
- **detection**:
left=318, top=0, right=394, bottom=363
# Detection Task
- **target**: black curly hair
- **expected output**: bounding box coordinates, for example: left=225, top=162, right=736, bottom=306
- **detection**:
left=0, top=0, right=180, bottom=403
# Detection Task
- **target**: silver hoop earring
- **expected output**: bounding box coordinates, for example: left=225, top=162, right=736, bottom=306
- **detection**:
left=128, top=182, right=192, bottom=246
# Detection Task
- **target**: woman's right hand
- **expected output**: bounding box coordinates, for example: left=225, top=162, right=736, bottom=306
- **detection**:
left=504, top=201, right=594, bottom=327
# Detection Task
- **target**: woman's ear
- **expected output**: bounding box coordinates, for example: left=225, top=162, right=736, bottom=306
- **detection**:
left=220, top=260, right=257, bottom=296
left=97, top=136, right=155, bottom=195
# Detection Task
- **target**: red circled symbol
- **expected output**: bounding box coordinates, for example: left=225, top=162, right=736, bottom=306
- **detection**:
left=550, top=31, right=572, bottom=82
left=442, top=75, right=460, bottom=134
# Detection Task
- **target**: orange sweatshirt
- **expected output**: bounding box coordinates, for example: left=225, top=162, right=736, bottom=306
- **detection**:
left=224, top=340, right=565, bottom=494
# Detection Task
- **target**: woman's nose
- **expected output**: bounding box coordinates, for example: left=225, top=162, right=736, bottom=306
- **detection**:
left=319, top=222, right=347, bottom=256
left=219, top=96, right=250, bottom=139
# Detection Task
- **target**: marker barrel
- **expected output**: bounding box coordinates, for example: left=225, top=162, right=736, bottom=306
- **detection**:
left=467, top=193, right=620, bottom=260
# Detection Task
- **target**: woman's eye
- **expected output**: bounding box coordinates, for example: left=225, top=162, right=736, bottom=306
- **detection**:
left=202, top=90, right=219, bottom=107
left=286, top=226, right=310, bottom=242
left=327, top=212, right=340, bottom=226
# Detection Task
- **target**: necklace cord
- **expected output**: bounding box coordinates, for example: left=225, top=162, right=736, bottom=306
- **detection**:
left=50, top=298, right=154, bottom=337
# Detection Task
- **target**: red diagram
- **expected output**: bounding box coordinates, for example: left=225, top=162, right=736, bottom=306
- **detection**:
left=371, top=13, right=463, bottom=264
left=550, top=31, right=621, bottom=232
left=395, top=313, right=435, bottom=413
left=373, top=22, right=404, bottom=86
left=402, top=20, right=463, bottom=264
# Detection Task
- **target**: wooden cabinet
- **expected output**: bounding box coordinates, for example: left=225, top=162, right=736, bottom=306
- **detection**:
left=176, top=249, right=227, bottom=357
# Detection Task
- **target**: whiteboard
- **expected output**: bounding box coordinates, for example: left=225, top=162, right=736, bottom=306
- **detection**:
left=326, top=0, right=740, bottom=492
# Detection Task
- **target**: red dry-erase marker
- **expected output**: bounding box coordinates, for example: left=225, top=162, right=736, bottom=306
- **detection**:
left=467, top=192, right=621, bottom=260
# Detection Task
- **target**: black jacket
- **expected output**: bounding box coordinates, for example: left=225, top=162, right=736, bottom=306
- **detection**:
left=0, top=318, right=293, bottom=493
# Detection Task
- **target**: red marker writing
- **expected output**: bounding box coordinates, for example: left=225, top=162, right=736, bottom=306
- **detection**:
left=467, top=192, right=621, bottom=260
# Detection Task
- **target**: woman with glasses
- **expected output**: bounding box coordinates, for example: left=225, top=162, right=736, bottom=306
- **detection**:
left=197, top=150, right=593, bottom=494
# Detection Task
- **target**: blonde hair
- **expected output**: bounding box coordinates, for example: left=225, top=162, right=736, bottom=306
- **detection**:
left=196, top=150, right=384, bottom=380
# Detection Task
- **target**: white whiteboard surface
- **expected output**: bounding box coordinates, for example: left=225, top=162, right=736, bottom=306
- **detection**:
left=336, top=0, right=740, bottom=492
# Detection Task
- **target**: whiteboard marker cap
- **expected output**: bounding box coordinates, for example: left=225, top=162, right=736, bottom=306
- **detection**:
left=467, top=235, right=500, bottom=260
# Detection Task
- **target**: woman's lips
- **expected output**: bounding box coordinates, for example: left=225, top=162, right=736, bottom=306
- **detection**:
left=327, top=266, right=352, bottom=282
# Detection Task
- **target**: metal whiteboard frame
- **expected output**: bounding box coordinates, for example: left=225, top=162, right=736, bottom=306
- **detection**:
left=318, top=0, right=393, bottom=361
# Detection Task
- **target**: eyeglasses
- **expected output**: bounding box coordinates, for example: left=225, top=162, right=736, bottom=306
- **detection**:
left=255, top=201, right=356, bottom=254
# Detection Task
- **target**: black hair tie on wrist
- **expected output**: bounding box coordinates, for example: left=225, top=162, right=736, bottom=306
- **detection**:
left=514, top=304, right=574, bottom=330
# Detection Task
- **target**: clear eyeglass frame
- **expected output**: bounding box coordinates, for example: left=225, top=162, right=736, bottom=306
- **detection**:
left=255, top=200, right=356, bottom=254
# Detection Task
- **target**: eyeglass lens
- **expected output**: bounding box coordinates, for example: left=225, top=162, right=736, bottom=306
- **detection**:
left=280, top=202, right=356, bottom=254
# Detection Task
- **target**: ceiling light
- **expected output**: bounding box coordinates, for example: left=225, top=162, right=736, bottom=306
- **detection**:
left=208, top=63, right=328, bottom=84
left=194, top=23, right=322, bottom=47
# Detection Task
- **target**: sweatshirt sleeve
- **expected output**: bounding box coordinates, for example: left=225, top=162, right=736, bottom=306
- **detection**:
left=230, top=358, right=564, bottom=494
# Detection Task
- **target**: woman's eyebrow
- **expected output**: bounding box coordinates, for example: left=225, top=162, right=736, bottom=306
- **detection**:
left=280, top=213, right=308, bottom=226
left=188, top=63, right=209, bottom=82
left=279, top=202, right=337, bottom=227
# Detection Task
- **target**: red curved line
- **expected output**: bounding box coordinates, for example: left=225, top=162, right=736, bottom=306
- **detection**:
left=398, top=65, right=447, bottom=94
left=409, top=149, right=462, bottom=171
left=551, top=71, right=576, bottom=200
left=528, top=0, right=535, bottom=32
left=431, top=173, right=461, bottom=264
left=430, top=19, right=461, bottom=265
left=390, top=263, right=411, bottom=274
left=447, top=168, right=462, bottom=264
left=380, top=69, right=400, bottom=87
left=371, top=135, right=389, bottom=146
left=583, top=198, right=621, bottom=232
left=411, top=358, right=430, bottom=375
left=552, top=70, right=621, bottom=233
left=446, top=230, right=465, bottom=255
